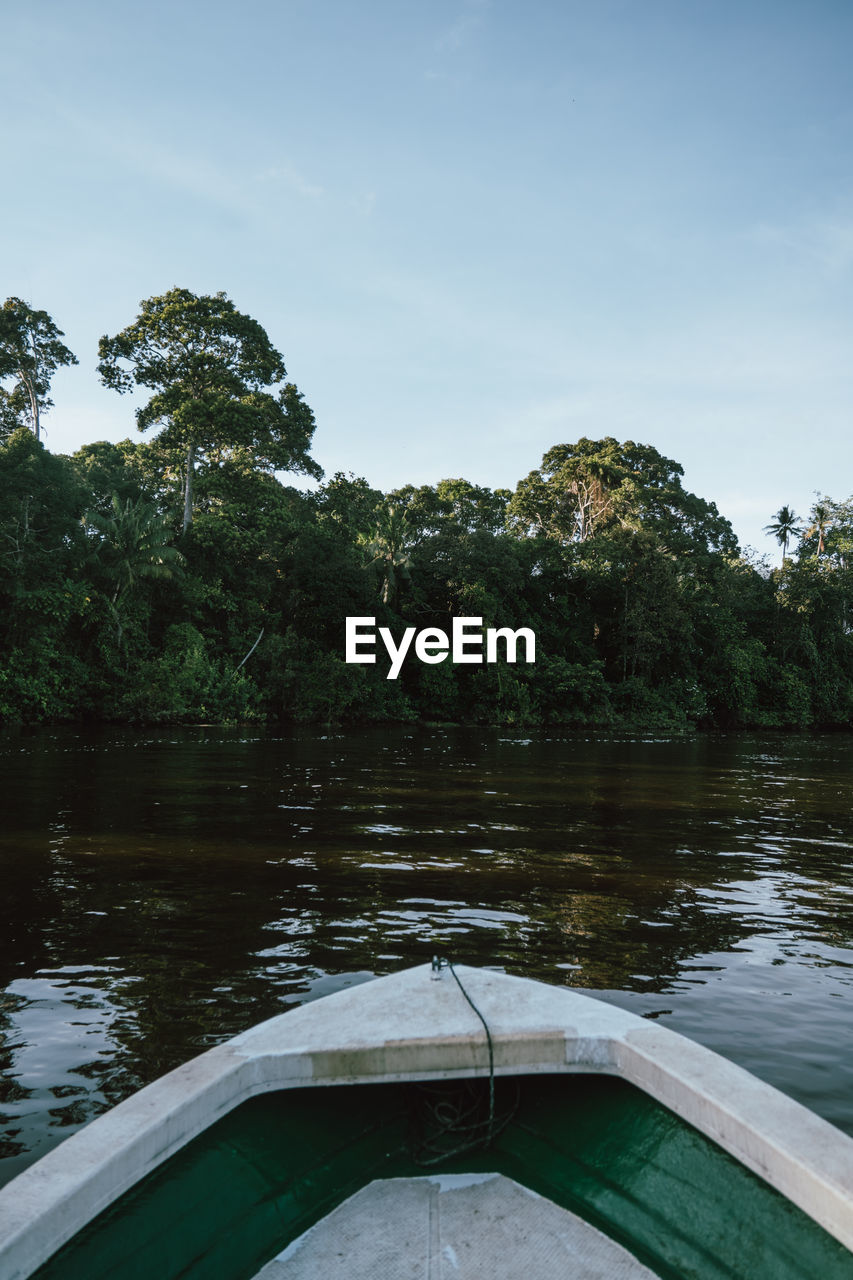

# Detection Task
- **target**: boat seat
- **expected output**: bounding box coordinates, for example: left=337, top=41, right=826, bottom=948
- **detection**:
left=253, top=1173, right=661, bottom=1279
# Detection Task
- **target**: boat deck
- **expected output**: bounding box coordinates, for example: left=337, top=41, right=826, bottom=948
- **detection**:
left=254, top=1173, right=660, bottom=1279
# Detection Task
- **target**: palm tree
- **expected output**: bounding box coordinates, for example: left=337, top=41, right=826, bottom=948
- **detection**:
left=358, top=502, right=412, bottom=608
left=84, top=494, right=184, bottom=643
left=764, top=505, right=802, bottom=563
left=805, top=500, right=832, bottom=559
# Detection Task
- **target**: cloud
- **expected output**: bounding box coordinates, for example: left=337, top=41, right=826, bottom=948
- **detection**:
left=435, top=0, right=490, bottom=54
left=257, top=164, right=324, bottom=199
left=50, top=101, right=261, bottom=223
left=57, top=103, right=326, bottom=216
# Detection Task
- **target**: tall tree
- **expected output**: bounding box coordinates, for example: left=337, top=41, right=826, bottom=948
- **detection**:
left=509, top=438, right=624, bottom=544
left=804, top=500, right=832, bottom=559
left=509, top=438, right=737, bottom=557
left=764, top=505, right=802, bottom=562
left=98, top=288, right=322, bottom=531
left=0, top=298, right=78, bottom=441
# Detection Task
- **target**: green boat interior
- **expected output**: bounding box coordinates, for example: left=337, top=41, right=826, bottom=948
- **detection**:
left=32, top=1074, right=853, bottom=1280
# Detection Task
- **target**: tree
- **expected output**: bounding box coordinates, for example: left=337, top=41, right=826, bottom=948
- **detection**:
left=98, top=288, right=322, bottom=532
left=84, top=494, right=184, bottom=645
left=358, top=502, right=413, bottom=607
left=764, top=505, right=802, bottom=562
left=0, top=298, right=78, bottom=441
left=804, top=500, right=832, bottom=559
left=386, top=479, right=511, bottom=540
left=68, top=439, right=156, bottom=514
left=509, top=438, right=624, bottom=543
left=313, top=472, right=385, bottom=538
left=0, top=428, right=90, bottom=720
left=509, top=438, right=737, bottom=558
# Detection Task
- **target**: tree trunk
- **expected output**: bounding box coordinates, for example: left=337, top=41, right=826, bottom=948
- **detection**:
left=21, top=370, right=39, bottom=441
left=183, top=443, right=195, bottom=532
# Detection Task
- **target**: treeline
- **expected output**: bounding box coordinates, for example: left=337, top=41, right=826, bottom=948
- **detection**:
left=1, top=291, right=852, bottom=729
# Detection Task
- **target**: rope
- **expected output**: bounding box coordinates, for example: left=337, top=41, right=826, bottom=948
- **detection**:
left=408, top=958, right=517, bottom=1166
left=447, top=960, right=495, bottom=1141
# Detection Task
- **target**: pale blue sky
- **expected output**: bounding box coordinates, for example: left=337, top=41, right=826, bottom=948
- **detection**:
left=4, top=0, right=853, bottom=557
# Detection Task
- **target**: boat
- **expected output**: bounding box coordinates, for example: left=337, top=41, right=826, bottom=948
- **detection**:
left=1, top=960, right=853, bottom=1279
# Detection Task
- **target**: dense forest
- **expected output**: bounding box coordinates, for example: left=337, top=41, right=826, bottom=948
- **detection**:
left=2, top=290, right=852, bottom=730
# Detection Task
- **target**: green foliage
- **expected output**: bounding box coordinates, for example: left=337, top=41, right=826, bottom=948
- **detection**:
left=358, top=502, right=413, bottom=607
left=0, top=430, right=95, bottom=721
left=414, top=659, right=461, bottom=722
left=0, top=298, right=78, bottom=442
left=389, top=478, right=511, bottom=539
left=776, top=668, right=812, bottom=728
left=4, top=363, right=853, bottom=733
left=257, top=630, right=416, bottom=724
left=510, top=437, right=737, bottom=557
left=68, top=440, right=156, bottom=512
left=84, top=494, right=185, bottom=647
left=533, top=657, right=614, bottom=726
left=314, top=472, right=385, bottom=537
left=98, top=288, right=322, bottom=531
left=469, top=665, right=539, bottom=725
left=85, top=495, right=184, bottom=596
left=0, top=644, right=91, bottom=720
left=118, top=624, right=263, bottom=724
left=764, top=504, right=803, bottom=562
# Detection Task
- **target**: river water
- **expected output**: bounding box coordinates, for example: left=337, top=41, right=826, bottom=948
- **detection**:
left=1, top=726, right=852, bottom=1188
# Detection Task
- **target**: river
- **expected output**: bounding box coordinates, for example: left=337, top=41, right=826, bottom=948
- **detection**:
left=1, top=725, right=852, bottom=1187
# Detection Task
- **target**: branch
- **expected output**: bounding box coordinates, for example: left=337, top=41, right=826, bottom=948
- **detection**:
left=231, top=627, right=264, bottom=678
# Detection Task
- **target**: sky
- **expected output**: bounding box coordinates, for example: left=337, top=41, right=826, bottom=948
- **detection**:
left=4, top=0, right=853, bottom=559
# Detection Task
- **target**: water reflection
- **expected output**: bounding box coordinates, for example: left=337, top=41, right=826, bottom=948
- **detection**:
left=1, top=726, right=853, bottom=1185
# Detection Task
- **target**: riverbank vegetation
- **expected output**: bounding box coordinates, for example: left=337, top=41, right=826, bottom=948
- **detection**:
left=2, top=291, right=852, bottom=729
